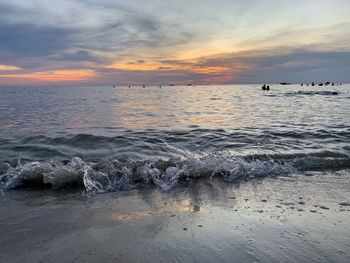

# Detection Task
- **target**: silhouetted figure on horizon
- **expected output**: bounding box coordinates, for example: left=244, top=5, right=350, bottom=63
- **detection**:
left=332, top=83, right=334, bottom=86
left=262, top=84, right=267, bottom=90
left=319, top=83, right=323, bottom=86
left=301, top=83, right=303, bottom=86
left=266, top=85, right=270, bottom=90
left=142, top=85, right=145, bottom=88
left=312, top=82, right=315, bottom=86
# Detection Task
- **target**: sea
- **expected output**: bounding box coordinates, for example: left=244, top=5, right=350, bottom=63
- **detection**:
left=0, top=84, right=349, bottom=194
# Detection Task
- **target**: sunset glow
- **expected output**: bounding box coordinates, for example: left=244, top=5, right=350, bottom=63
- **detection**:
left=107, top=60, right=231, bottom=74
left=0, top=0, right=349, bottom=86
left=0, top=70, right=95, bottom=84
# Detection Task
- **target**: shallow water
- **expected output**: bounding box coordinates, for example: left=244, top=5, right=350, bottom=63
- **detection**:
left=0, top=84, right=349, bottom=192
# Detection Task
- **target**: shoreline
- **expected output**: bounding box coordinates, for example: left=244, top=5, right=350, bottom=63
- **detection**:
left=1, top=172, right=350, bottom=262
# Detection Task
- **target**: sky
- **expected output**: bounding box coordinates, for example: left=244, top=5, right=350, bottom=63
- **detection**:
left=0, top=0, right=350, bottom=86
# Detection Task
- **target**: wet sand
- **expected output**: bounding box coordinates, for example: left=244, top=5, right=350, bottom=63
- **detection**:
left=1, top=172, right=350, bottom=263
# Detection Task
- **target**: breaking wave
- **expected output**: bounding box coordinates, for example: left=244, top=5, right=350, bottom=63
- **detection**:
left=1, top=151, right=349, bottom=195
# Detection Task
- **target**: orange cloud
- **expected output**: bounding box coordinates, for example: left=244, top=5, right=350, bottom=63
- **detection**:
left=0, top=69, right=95, bottom=82
left=106, top=60, right=231, bottom=75
left=107, top=61, right=161, bottom=71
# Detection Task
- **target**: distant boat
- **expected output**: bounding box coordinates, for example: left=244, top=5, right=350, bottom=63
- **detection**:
left=280, top=82, right=291, bottom=85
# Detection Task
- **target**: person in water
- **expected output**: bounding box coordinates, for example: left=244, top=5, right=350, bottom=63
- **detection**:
left=261, top=84, right=270, bottom=90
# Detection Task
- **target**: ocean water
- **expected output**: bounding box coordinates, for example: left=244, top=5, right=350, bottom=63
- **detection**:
left=0, top=84, right=349, bottom=194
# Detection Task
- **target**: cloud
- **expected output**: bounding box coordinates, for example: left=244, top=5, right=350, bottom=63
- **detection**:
left=0, top=1, right=201, bottom=71
left=0, top=64, right=21, bottom=71
left=0, top=23, right=76, bottom=56
left=0, top=1, right=349, bottom=85
left=2, top=47, right=350, bottom=85
left=195, top=48, right=350, bottom=83
left=54, top=50, right=103, bottom=63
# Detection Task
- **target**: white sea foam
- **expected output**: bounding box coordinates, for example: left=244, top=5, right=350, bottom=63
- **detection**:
left=1, top=148, right=349, bottom=195
left=0, top=153, right=299, bottom=194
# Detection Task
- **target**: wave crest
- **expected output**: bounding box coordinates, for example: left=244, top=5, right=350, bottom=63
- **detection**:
left=1, top=150, right=349, bottom=194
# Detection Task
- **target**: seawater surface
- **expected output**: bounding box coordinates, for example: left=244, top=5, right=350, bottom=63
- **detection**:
left=0, top=84, right=349, bottom=193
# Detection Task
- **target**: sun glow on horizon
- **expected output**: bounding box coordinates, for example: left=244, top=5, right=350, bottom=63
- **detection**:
left=0, top=69, right=95, bottom=83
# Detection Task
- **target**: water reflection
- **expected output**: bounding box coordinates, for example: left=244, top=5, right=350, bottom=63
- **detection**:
left=0, top=85, right=349, bottom=163
left=0, top=85, right=347, bottom=135
left=108, top=199, right=193, bottom=222
left=111, top=85, right=253, bottom=130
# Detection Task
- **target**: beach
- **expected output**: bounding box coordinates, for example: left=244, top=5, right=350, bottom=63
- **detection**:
left=1, top=172, right=350, bottom=263
left=1, top=1, right=350, bottom=261
left=0, top=84, right=349, bottom=262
